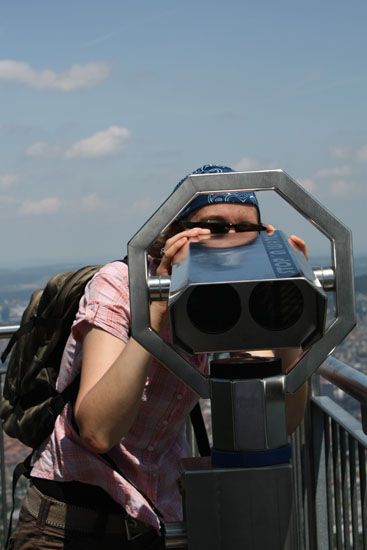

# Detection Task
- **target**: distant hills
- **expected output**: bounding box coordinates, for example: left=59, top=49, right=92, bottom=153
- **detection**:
left=0, top=255, right=365, bottom=300
left=356, top=274, right=367, bottom=293
left=0, top=262, right=85, bottom=301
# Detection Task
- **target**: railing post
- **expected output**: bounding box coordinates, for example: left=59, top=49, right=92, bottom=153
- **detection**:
left=302, top=376, right=330, bottom=550
left=0, top=371, right=8, bottom=544
left=310, top=400, right=330, bottom=549
left=291, top=425, right=306, bottom=550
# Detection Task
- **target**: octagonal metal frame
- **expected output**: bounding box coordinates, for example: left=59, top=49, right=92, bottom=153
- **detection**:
left=128, top=170, right=356, bottom=396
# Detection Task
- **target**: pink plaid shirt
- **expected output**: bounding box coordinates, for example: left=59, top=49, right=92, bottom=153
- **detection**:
left=31, top=261, right=208, bottom=531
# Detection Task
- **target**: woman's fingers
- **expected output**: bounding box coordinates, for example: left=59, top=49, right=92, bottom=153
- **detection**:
left=265, top=225, right=308, bottom=260
left=157, top=228, right=210, bottom=276
left=164, top=227, right=210, bottom=252
left=288, top=234, right=308, bottom=259
left=158, top=236, right=188, bottom=270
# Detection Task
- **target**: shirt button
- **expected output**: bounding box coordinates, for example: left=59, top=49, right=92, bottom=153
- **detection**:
left=147, top=445, right=155, bottom=452
left=176, top=394, right=183, bottom=400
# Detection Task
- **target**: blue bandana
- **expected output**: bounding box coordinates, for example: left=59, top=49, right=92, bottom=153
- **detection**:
left=175, top=164, right=260, bottom=220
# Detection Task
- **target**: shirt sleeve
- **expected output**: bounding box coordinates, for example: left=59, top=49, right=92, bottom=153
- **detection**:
left=71, top=261, right=131, bottom=343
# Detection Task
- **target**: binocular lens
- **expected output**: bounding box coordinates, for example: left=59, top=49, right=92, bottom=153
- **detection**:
left=249, top=281, right=303, bottom=331
left=187, top=284, right=241, bottom=334
left=186, top=281, right=304, bottom=335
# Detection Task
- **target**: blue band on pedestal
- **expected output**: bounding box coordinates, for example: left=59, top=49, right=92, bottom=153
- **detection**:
left=211, top=445, right=292, bottom=468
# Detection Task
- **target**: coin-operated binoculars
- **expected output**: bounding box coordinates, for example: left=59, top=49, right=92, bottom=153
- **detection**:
left=127, top=170, right=356, bottom=550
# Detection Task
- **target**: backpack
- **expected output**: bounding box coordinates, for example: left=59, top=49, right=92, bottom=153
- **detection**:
left=0, top=264, right=103, bottom=448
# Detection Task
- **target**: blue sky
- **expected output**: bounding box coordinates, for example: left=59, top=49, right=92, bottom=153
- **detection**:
left=0, top=0, right=366, bottom=266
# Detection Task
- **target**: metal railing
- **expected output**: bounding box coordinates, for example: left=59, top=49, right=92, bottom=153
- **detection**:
left=293, top=356, right=367, bottom=550
left=0, top=325, right=366, bottom=548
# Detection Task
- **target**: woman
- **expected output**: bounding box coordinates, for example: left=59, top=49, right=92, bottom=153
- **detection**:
left=8, top=165, right=308, bottom=549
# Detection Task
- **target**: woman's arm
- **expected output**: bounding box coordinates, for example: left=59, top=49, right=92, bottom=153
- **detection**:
left=74, top=227, right=210, bottom=453
left=74, top=330, right=154, bottom=453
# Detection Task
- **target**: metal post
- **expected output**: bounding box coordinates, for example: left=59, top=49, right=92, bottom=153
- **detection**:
left=309, top=400, right=330, bottom=549
left=0, top=370, right=8, bottom=544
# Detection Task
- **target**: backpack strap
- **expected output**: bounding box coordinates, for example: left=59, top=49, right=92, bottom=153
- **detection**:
left=3, top=375, right=82, bottom=547
left=4, top=450, right=34, bottom=548
left=49, top=374, right=81, bottom=422
left=189, top=402, right=211, bottom=457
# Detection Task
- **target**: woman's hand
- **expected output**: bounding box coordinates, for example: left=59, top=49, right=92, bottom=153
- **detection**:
left=288, top=234, right=308, bottom=259
left=265, top=224, right=308, bottom=259
left=156, top=227, right=210, bottom=276
left=150, top=227, right=210, bottom=332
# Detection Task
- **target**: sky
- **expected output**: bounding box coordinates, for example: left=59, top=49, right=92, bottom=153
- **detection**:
left=0, top=0, right=366, bottom=267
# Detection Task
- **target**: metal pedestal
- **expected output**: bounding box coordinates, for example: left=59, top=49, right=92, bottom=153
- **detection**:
left=180, top=457, right=297, bottom=550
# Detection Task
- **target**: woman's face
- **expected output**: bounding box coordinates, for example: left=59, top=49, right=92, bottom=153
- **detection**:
left=187, top=202, right=259, bottom=225
left=187, top=203, right=261, bottom=249
left=149, top=202, right=262, bottom=258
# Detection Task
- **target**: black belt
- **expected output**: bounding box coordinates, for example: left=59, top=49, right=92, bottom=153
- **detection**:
left=25, top=483, right=154, bottom=540
left=31, top=476, right=122, bottom=511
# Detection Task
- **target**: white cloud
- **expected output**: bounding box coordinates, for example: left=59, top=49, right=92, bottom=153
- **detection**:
left=18, top=197, right=61, bottom=215
left=80, top=193, right=106, bottom=211
left=316, top=165, right=352, bottom=178
left=0, top=173, right=19, bottom=187
left=356, top=144, right=367, bottom=161
left=65, top=126, right=130, bottom=158
left=328, top=145, right=352, bottom=159
left=25, top=126, right=131, bottom=160
left=329, top=144, right=367, bottom=162
left=0, top=59, right=109, bottom=91
left=328, top=180, right=354, bottom=197
left=234, top=157, right=279, bottom=171
left=25, top=142, right=63, bottom=158
left=234, top=158, right=264, bottom=171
